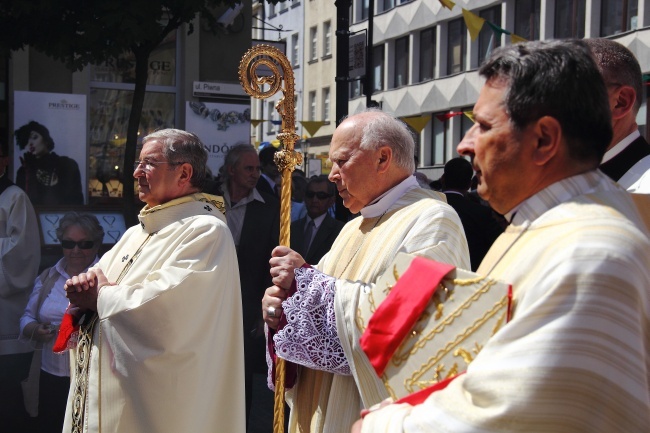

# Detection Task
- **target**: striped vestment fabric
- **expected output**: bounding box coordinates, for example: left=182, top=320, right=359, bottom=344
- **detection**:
left=361, top=171, right=650, bottom=433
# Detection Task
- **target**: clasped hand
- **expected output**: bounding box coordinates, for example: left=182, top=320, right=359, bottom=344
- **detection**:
left=64, top=268, right=111, bottom=313
left=262, top=246, right=305, bottom=329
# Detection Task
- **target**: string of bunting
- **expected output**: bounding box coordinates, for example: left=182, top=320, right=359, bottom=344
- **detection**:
left=434, top=111, right=474, bottom=123
left=438, top=0, right=527, bottom=46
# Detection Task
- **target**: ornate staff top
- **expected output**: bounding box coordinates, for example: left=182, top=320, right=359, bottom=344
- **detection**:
left=239, top=44, right=303, bottom=171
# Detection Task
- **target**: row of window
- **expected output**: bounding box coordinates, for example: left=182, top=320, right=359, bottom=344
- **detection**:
left=309, top=21, right=332, bottom=62
left=265, top=87, right=330, bottom=135
left=352, top=0, right=637, bottom=39
left=349, top=0, right=639, bottom=98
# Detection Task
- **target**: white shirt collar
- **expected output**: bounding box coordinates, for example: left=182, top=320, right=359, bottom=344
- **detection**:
left=601, top=130, right=641, bottom=164
left=360, top=175, right=419, bottom=218
left=224, top=187, right=265, bottom=209
left=307, top=212, right=328, bottom=229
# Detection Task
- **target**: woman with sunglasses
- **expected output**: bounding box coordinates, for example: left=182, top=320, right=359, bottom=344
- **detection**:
left=20, top=212, right=103, bottom=433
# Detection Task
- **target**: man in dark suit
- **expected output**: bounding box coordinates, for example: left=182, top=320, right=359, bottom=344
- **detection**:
left=291, top=175, right=345, bottom=264
left=586, top=38, right=650, bottom=193
left=442, top=157, right=503, bottom=271
left=219, top=144, right=279, bottom=428
left=256, top=146, right=281, bottom=197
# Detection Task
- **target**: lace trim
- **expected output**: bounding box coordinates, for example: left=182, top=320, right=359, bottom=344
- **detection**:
left=273, top=267, right=351, bottom=375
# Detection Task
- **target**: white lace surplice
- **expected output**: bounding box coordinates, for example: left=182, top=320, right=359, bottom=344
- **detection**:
left=273, top=267, right=351, bottom=377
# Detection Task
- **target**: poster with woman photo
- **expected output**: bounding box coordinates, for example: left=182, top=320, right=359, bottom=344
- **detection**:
left=13, top=91, right=87, bottom=206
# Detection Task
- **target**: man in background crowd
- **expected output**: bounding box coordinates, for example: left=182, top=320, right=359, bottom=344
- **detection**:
left=220, top=143, right=279, bottom=429
left=587, top=38, right=650, bottom=192
left=290, top=175, right=344, bottom=264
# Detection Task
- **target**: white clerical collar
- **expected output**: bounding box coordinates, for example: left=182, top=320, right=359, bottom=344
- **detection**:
left=601, top=130, right=640, bottom=163
left=360, top=175, right=419, bottom=218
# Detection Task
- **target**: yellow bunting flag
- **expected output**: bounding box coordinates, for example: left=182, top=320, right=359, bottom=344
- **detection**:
left=401, top=115, right=431, bottom=133
left=510, top=34, right=527, bottom=44
left=299, top=120, right=327, bottom=137
left=463, top=111, right=475, bottom=122
left=462, top=9, right=486, bottom=41
left=439, top=0, right=455, bottom=10
left=250, top=119, right=262, bottom=128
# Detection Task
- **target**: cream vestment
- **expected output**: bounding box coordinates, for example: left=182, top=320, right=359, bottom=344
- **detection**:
left=273, top=179, right=470, bottom=433
left=361, top=171, right=650, bottom=432
left=63, top=194, right=246, bottom=433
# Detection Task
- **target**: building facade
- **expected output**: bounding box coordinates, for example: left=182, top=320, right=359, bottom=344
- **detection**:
left=345, top=0, right=650, bottom=180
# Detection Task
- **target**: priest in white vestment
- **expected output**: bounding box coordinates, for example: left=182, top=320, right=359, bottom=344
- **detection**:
left=60, top=129, right=245, bottom=433
left=262, top=110, right=470, bottom=433
left=353, top=40, right=650, bottom=433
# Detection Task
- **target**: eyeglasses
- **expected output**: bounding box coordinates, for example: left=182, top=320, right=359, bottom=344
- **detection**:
left=134, top=160, right=184, bottom=172
left=305, top=191, right=333, bottom=200
left=60, top=240, right=95, bottom=250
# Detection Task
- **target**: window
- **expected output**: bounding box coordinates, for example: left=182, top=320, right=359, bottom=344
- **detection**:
left=447, top=18, right=466, bottom=75
left=280, top=1, right=288, bottom=11
left=479, top=6, right=501, bottom=65
left=89, top=31, right=178, bottom=202
left=349, top=79, right=363, bottom=99
left=360, top=0, right=369, bottom=21
left=322, top=87, right=330, bottom=122
left=269, top=4, right=276, bottom=16
left=555, top=0, right=585, bottom=39
left=431, top=114, right=447, bottom=166
left=601, top=0, right=638, bottom=36
left=267, top=101, right=275, bottom=134
left=460, top=108, right=474, bottom=140
left=310, top=26, right=318, bottom=61
left=323, top=21, right=332, bottom=56
left=393, top=36, right=409, bottom=88
left=292, top=34, right=299, bottom=67
left=372, top=45, right=385, bottom=92
left=419, top=27, right=436, bottom=82
left=378, top=0, right=395, bottom=13
left=309, top=91, right=317, bottom=121
left=515, top=0, right=540, bottom=41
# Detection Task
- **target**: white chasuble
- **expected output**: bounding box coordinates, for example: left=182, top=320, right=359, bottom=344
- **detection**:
left=285, top=187, right=470, bottom=433
left=361, top=172, right=650, bottom=433
left=63, top=194, right=246, bottom=433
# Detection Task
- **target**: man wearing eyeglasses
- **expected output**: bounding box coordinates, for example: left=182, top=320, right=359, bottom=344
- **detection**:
left=290, top=175, right=344, bottom=264
left=60, top=129, right=245, bottom=433
left=586, top=38, right=650, bottom=193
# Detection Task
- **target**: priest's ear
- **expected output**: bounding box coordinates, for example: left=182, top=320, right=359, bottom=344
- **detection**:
left=609, top=84, right=636, bottom=120
left=177, top=162, right=194, bottom=186
left=376, top=146, right=393, bottom=174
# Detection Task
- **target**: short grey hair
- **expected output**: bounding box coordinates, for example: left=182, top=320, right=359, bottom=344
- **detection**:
left=142, top=128, right=209, bottom=190
left=218, top=143, right=258, bottom=184
left=55, top=212, right=104, bottom=245
left=356, top=109, right=416, bottom=173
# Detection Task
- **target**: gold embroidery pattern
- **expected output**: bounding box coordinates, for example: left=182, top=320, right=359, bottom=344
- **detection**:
left=403, top=294, right=509, bottom=393
left=71, top=314, right=99, bottom=433
left=391, top=280, right=495, bottom=366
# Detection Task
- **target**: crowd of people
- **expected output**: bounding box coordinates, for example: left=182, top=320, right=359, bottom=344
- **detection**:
left=0, top=37, right=648, bottom=433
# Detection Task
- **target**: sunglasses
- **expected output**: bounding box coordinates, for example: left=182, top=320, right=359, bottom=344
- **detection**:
left=60, top=240, right=95, bottom=250
left=305, top=191, right=333, bottom=200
